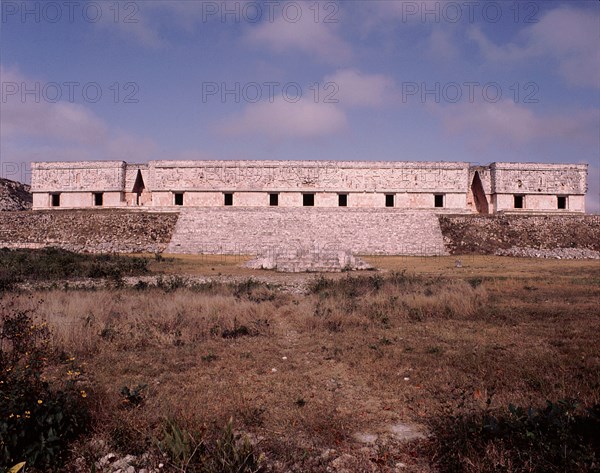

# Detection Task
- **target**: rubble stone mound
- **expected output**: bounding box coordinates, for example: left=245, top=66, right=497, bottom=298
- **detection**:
left=245, top=247, right=373, bottom=273
left=440, top=214, right=600, bottom=256
left=495, top=247, right=600, bottom=259
left=0, top=178, right=32, bottom=211
left=0, top=210, right=178, bottom=254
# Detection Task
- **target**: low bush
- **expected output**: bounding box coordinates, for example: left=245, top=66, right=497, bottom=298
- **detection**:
left=0, top=300, right=89, bottom=470
left=307, top=273, right=487, bottom=332
left=426, top=399, right=600, bottom=472
left=0, top=248, right=148, bottom=285
left=157, top=418, right=264, bottom=473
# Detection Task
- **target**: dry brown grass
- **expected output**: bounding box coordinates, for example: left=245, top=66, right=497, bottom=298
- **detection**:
left=3, top=256, right=600, bottom=472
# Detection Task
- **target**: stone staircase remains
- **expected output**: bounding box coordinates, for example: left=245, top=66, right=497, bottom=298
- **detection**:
left=245, top=247, right=373, bottom=272
left=165, top=208, right=447, bottom=256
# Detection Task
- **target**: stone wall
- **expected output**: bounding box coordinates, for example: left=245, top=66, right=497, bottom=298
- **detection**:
left=150, top=160, right=469, bottom=193
left=31, top=161, right=125, bottom=192
left=0, top=210, right=178, bottom=253
left=2, top=207, right=598, bottom=258
left=440, top=215, right=600, bottom=255
left=490, top=163, right=587, bottom=194
left=166, top=208, right=448, bottom=256
left=485, top=163, right=588, bottom=213
left=29, top=160, right=589, bottom=214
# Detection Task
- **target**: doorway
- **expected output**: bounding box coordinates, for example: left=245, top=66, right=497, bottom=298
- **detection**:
left=132, top=170, right=146, bottom=206
left=471, top=171, right=489, bottom=214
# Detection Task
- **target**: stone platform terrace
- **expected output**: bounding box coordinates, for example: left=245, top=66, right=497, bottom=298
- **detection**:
left=165, top=208, right=448, bottom=256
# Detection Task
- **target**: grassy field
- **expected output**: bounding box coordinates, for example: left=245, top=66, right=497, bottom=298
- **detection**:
left=1, top=250, right=599, bottom=472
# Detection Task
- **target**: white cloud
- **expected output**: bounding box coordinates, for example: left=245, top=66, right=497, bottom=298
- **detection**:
left=218, top=98, right=347, bottom=139
left=324, top=69, right=395, bottom=107
left=244, top=8, right=352, bottom=64
left=0, top=66, right=162, bottom=168
left=356, top=0, right=454, bottom=31
left=428, top=28, right=460, bottom=61
left=430, top=99, right=599, bottom=148
left=92, top=1, right=167, bottom=49
left=468, top=7, right=600, bottom=88
left=216, top=68, right=396, bottom=139
left=93, top=0, right=240, bottom=48
left=1, top=67, right=108, bottom=144
left=95, top=1, right=354, bottom=61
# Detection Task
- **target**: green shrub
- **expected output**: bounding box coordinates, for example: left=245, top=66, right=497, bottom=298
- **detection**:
left=0, top=301, right=89, bottom=470
left=0, top=248, right=148, bottom=287
left=156, top=418, right=263, bottom=473
left=120, top=384, right=147, bottom=408
left=204, top=419, right=263, bottom=473
left=158, top=419, right=203, bottom=470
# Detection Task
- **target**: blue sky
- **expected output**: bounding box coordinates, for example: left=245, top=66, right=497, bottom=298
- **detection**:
left=1, top=0, right=599, bottom=211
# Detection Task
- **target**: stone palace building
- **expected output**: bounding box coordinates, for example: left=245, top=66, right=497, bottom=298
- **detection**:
left=31, top=160, right=588, bottom=214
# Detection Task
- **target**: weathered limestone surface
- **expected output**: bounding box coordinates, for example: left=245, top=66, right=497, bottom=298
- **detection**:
left=440, top=215, right=600, bottom=256
left=30, top=160, right=589, bottom=214
left=0, top=210, right=178, bottom=253
left=490, top=162, right=588, bottom=213
left=150, top=160, right=469, bottom=192
left=165, top=208, right=448, bottom=256
left=491, top=163, right=587, bottom=194
left=31, top=161, right=125, bottom=192
left=245, top=248, right=373, bottom=272
left=2, top=207, right=598, bottom=259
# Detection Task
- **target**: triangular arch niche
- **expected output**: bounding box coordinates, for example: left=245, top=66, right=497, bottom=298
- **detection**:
left=471, top=171, right=489, bottom=214
left=132, top=170, right=146, bottom=205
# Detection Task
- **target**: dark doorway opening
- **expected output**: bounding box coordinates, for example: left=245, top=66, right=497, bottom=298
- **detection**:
left=224, top=193, right=233, bottom=206
left=471, top=172, right=489, bottom=214
left=514, top=195, right=524, bottom=209
left=94, top=193, right=103, bottom=207
left=132, top=170, right=146, bottom=206
left=338, top=194, right=348, bottom=207
left=557, top=196, right=567, bottom=209
left=385, top=194, right=394, bottom=207
left=269, top=193, right=279, bottom=206
left=51, top=193, right=60, bottom=207
left=303, top=193, right=315, bottom=207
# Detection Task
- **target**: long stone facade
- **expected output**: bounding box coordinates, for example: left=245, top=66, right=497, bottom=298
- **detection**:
left=31, top=160, right=588, bottom=213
